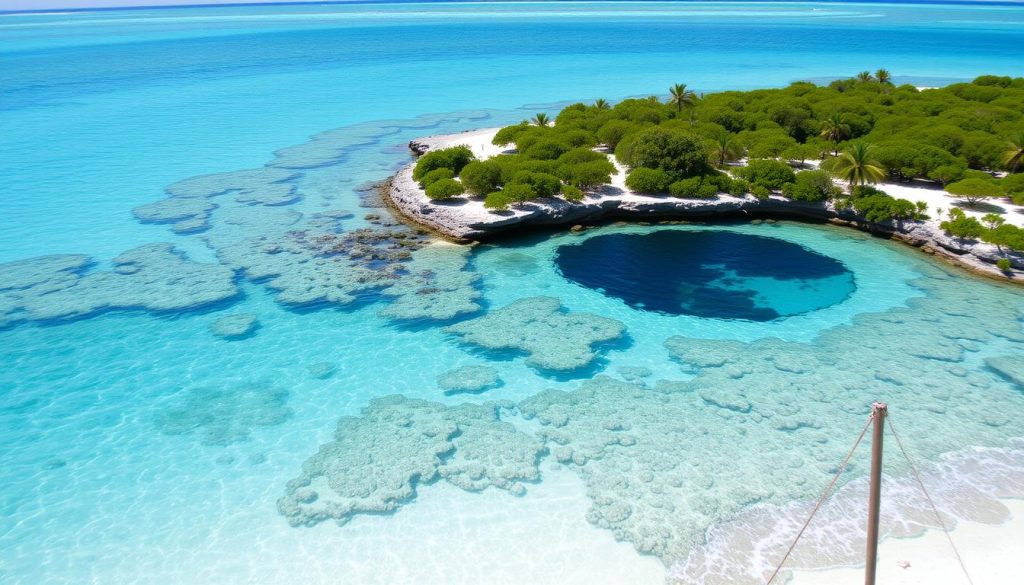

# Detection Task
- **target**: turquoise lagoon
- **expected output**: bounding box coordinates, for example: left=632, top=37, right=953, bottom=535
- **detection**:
left=2, top=2, right=1024, bottom=584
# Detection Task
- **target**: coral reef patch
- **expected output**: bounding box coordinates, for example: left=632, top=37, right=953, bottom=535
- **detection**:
left=437, top=365, right=501, bottom=395
left=210, top=313, right=258, bottom=339
left=277, top=396, right=544, bottom=527
left=0, top=244, right=237, bottom=327
left=380, top=244, right=481, bottom=321
left=133, top=198, right=217, bottom=234
left=444, top=296, right=626, bottom=371
left=155, top=382, right=292, bottom=446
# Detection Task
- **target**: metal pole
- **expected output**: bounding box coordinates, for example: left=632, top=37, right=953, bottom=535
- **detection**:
left=865, top=402, right=887, bottom=585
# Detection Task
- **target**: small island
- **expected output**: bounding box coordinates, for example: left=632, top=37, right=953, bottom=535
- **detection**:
left=386, top=73, right=1024, bottom=281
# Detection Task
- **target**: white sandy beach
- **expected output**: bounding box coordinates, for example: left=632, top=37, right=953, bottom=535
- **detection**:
left=790, top=499, right=1024, bottom=585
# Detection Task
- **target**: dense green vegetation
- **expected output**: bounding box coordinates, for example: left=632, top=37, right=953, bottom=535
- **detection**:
left=410, top=74, right=1024, bottom=251
left=939, top=207, right=1024, bottom=252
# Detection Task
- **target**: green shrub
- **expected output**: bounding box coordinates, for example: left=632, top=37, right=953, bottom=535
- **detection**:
left=557, top=148, right=608, bottom=166
left=669, top=177, right=719, bottom=199
left=729, top=178, right=752, bottom=196
left=974, top=75, right=1013, bottom=88
left=563, top=129, right=598, bottom=148
left=874, top=141, right=964, bottom=182
left=492, top=122, right=531, bottom=147
left=510, top=171, right=561, bottom=197
left=491, top=155, right=555, bottom=183
left=1001, top=173, right=1024, bottom=199
left=484, top=191, right=511, bottom=211
left=996, top=258, right=1012, bottom=272
left=940, top=208, right=984, bottom=239
left=750, top=184, right=771, bottom=200
left=850, top=185, right=888, bottom=198
left=413, top=146, right=474, bottom=181
left=852, top=194, right=917, bottom=222
left=817, top=156, right=840, bottom=174
left=502, top=183, right=538, bottom=203
left=560, top=159, right=616, bottom=189
left=624, top=127, right=711, bottom=179
left=983, top=224, right=1024, bottom=252
left=946, top=178, right=1004, bottom=207
left=742, top=129, right=798, bottom=159
left=625, top=167, right=672, bottom=193
left=735, top=159, right=797, bottom=191
left=596, top=120, right=639, bottom=149
left=459, top=161, right=502, bottom=196
left=523, top=139, right=571, bottom=160
left=561, top=184, right=584, bottom=202
left=424, top=178, right=465, bottom=200
left=928, top=163, right=966, bottom=186
left=781, top=170, right=841, bottom=202
left=419, top=167, right=454, bottom=188
left=614, top=132, right=641, bottom=166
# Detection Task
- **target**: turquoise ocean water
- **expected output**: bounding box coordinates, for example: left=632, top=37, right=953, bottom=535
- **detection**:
left=2, top=2, right=1024, bottom=584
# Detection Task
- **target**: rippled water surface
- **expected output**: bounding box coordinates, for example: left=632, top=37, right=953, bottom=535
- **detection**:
left=2, top=3, right=1024, bottom=584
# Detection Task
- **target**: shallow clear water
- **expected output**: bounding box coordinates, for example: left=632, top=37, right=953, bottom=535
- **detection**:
left=2, top=2, right=1024, bottom=584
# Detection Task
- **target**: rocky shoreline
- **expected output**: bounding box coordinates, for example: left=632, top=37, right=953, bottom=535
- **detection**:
left=384, top=129, right=1023, bottom=283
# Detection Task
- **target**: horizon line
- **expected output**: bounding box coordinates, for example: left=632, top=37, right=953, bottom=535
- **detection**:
left=3, top=0, right=1024, bottom=17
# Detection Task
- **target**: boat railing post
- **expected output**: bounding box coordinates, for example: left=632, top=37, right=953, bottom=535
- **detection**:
left=865, top=402, right=887, bottom=585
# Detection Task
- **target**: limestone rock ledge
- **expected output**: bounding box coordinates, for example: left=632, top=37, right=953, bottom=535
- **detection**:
left=384, top=130, right=1022, bottom=282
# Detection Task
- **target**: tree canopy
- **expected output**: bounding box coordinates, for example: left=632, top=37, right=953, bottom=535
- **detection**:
left=424, top=73, right=1024, bottom=210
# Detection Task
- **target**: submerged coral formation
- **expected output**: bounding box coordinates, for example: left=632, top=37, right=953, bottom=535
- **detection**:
left=198, top=194, right=429, bottom=307
left=2, top=113, right=508, bottom=330
left=0, top=244, right=237, bottom=327
left=986, top=355, right=1023, bottom=389
left=444, top=296, right=626, bottom=371
left=279, top=265, right=1024, bottom=578
left=133, top=198, right=217, bottom=234
left=155, top=382, right=292, bottom=446
left=210, top=313, right=259, bottom=338
left=165, top=167, right=301, bottom=204
left=278, top=396, right=543, bottom=527
left=380, top=244, right=481, bottom=321
left=437, top=365, right=501, bottom=394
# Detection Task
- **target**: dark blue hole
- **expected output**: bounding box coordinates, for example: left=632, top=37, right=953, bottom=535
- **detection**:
left=554, top=230, right=855, bottom=322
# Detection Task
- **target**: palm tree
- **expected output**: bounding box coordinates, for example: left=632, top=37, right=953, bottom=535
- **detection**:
left=667, top=83, right=697, bottom=113
left=711, top=133, right=743, bottom=167
left=819, top=112, right=852, bottom=156
left=1003, top=132, right=1024, bottom=173
left=593, top=98, right=610, bottom=110
left=532, top=113, right=550, bottom=127
left=875, top=68, right=892, bottom=85
left=832, top=142, right=886, bottom=187
left=856, top=71, right=874, bottom=83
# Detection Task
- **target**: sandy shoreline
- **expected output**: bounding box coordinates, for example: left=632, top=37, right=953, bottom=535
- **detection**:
left=789, top=499, right=1024, bottom=585
left=384, top=127, right=1024, bottom=283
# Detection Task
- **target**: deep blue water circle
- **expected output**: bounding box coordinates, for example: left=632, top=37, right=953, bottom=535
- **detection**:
left=554, top=230, right=855, bottom=321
